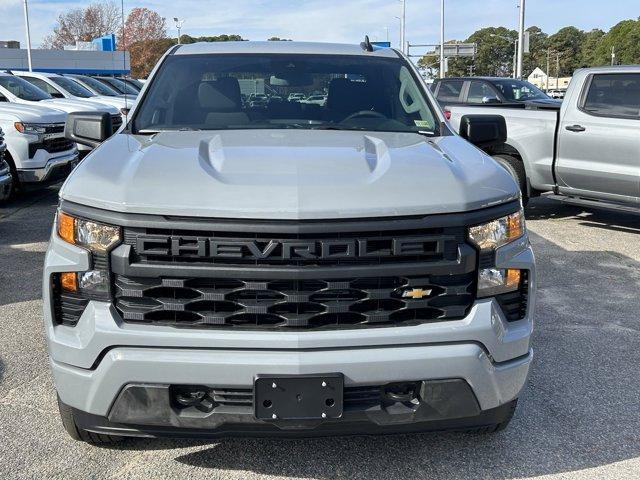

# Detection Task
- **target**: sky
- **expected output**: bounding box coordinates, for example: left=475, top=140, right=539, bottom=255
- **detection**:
left=1, top=0, right=638, bottom=49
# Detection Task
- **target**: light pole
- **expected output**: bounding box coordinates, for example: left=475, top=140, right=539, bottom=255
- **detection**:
left=173, top=17, right=185, bottom=45
left=439, top=0, right=445, bottom=78
left=399, top=0, right=406, bottom=54
left=516, top=0, right=525, bottom=79
left=22, top=0, right=33, bottom=72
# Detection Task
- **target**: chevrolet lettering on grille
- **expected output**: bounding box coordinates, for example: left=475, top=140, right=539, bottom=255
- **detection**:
left=136, top=236, right=446, bottom=260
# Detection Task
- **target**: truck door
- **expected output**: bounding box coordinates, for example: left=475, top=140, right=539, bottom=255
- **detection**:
left=556, top=72, right=640, bottom=204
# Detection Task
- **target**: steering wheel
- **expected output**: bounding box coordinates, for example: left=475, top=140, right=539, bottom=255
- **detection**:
left=341, top=110, right=387, bottom=123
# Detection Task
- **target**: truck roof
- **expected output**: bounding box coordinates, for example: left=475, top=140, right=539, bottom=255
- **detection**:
left=173, top=41, right=400, bottom=58
left=573, top=65, right=640, bottom=74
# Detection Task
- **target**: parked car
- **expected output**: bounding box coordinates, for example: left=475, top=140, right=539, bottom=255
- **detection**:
left=12, top=71, right=130, bottom=113
left=118, top=77, right=143, bottom=91
left=447, top=66, right=640, bottom=209
left=0, top=103, right=77, bottom=200
left=300, top=94, right=327, bottom=106
left=0, top=72, right=122, bottom=156
left=547, top=89, right=566, bottom=99
left=432, top=77, right=561, bottom=109
left=65, top=74, right=134, bottom=102
left=92, top=76, right=139, bottom=96
left=0, top=127, right=12, bottom=203
left=287, top=92, right=306, bottom=102
left=45, top=40, right=534, bottom=443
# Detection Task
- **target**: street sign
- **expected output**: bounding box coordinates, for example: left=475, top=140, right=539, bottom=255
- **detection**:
left=431, top=43, right=477, bottom=58
left=523, top=31, right=530, bottom=54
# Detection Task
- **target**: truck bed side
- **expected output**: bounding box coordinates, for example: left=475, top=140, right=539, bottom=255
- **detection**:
left=447, top=105, right=559, bottom=192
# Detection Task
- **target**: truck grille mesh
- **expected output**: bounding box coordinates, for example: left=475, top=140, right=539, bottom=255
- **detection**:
left=114, top=272, right=475, bottom=329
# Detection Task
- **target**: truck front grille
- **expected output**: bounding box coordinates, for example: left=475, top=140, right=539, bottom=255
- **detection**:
left=102, top=207, right=505, bottom=331
left=29, top=137, right=75, bottom=157
left=114, top=272, right=475, bottom=329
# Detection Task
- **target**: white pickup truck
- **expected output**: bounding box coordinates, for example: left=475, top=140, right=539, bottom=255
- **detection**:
left=0, top=103, right=77, bottom=199
left=448, top=66, right=640, bottom=209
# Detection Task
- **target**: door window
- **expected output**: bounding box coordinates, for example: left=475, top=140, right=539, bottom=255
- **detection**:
left=435, top=80, right=463, bottom=103
left=21, top=76, right=63, bottom=97
left=467, top=81, right=500, bottom=104
left=582, top=73, right=640, bottom=119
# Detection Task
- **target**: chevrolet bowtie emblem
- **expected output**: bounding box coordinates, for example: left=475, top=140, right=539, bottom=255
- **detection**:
left=402, top=288, right=433, bottom=299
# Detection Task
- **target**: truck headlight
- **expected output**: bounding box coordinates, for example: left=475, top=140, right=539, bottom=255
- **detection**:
left=469, top=209, right=526, bottom=298
left=14, top=122, right=47, bottom=135
left=57, top=212, right=121, bottom=252
left=468, top=209, right=525, bottom=251
left=56, top=211, right=121, bottom=298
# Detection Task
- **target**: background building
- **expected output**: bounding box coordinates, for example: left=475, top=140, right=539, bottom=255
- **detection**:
left=527, top=67, right=572, bottom=91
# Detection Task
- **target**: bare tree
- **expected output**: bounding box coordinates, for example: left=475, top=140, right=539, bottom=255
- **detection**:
left=120, top=8, right=167, bottom=50
left=42, top=1, right=121, bottom=49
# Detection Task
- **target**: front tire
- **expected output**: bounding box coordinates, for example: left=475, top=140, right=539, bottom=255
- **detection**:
left=493, top=154, right=528, bottom=207
left=57, top=396, right=123, bottom=445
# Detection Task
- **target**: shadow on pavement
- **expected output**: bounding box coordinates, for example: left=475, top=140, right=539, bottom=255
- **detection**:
left=161, top=229, right=640, bottom=479
left=0, top=188, right=58, bottom=307
left=526, top=196, right=640, bottom=234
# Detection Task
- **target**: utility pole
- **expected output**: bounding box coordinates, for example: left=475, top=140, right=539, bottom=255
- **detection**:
left=556, top=52, right=560, bottom=90
left=512, top=39, right=518, bottom=79
left=516, top=0, right=525, bottom=79
left=439, top=0, right=445, bottom=78
left=546, top=49, right=551, bottom=92
left=173, top=17, right=185, bottom=45
left=611, top=46, right=616, bottom=66
left=385, top=26, right=389, bottom=43
left=22, top=0, right=33, bottom=72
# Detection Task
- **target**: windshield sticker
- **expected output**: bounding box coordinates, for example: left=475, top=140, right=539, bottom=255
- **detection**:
left=414, top=120, right=432, bottom=128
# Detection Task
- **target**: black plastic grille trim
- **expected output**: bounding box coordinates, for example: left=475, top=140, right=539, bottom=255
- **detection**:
left=496, top=270, right=529, bottom=321
left=51, top=274, right=89, bottom=326
left=29, top=137, right=75, bottom=157
left=114, top=272, right=475, bottom=330
left=122, top=226, right=466, bottom=267
left=186, top=385, right=384, bottom=409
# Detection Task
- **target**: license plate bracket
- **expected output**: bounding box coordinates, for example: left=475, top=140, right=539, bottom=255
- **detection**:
left=254, top=374, right=344, bottom=421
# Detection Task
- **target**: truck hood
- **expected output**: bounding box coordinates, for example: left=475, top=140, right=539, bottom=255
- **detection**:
left=0, top=103, right=68, bottom=123
left=61, top=130, right=519, bottom=220
left=39, top=98, right=120, bottom=114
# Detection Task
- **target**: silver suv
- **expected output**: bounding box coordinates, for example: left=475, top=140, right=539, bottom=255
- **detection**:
left=44, top=40, right=535, bottom=443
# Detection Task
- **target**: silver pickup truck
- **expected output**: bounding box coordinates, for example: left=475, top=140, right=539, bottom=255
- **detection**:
left=448, top=66, right=640, bottom=209
left=44, top=40, right=535, bottom=443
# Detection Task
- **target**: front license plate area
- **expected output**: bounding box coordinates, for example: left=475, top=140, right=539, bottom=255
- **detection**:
left=255, top=374, right=343, bottom=421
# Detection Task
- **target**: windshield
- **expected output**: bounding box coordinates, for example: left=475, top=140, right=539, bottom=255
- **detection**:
left=51, top=76, right=95, bottom=98
left=101, top=77, right=139, bottom=95
left=491, top=79, right=549, bottom=101
left=73, top=76, right=119, bottom=96
left=0, top=75, right=51, bottom=101
left=133, top=53, right=440, bottom=135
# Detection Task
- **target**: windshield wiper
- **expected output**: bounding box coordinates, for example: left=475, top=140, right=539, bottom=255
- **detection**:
left=311, top=125, right=367, bottom=131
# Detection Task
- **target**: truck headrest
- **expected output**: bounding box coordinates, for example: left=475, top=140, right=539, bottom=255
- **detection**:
left=198, top=77, right=242, bottom=112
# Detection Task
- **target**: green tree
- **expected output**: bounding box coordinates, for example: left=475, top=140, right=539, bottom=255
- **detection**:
left=594, top=18, right=640, bottom=65
left=522, top=26, right=548, bottom=77
left=546, top=26, right=585, bottom=76
left=579, top=29, right=605, bottom=67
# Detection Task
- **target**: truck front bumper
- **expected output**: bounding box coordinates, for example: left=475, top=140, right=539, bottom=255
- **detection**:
left=17, top=150, right=79, bottom=183
left=44, top=221, right=535, bottom=437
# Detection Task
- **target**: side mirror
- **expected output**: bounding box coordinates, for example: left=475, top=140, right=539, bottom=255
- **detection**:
left=458, top=114, right=507, bottom=149
left=482, top=96, right=501, bottom=104
left=65, top=112, right=112, bottom=149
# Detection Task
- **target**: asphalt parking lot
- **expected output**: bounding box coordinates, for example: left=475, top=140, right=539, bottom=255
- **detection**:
left=0, top=187, right=638, bottom=480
